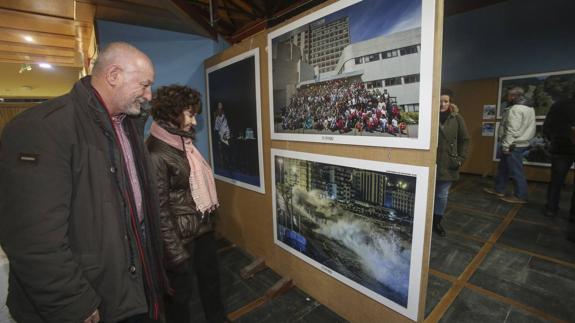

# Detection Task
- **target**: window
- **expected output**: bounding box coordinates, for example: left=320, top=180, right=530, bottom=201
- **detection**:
left=381, top=50, right=398, bottom=59
left=403, top=74, right=420, bottom=84
left=366, top=80, right=382, bottom=89
left=384, top=77, right=402, bottom=86
left=399, top=45, right=418, bottom=56
left=355, top=57, right=363, bottom=64
left=366, top=53, right=380, bottom=62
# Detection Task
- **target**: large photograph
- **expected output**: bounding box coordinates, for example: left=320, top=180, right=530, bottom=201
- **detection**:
left=271, top=149, right=428, bottom=320
left=492, top=121, right=558, bottom=167
left=497, top=69, right=575, bottom=119
left=268, top=0, right=435, bottom=149
left=206, top=48, right=265, bottom=193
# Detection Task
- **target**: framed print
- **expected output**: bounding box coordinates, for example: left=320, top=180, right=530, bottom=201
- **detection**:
left=481, top=122, right=495, bottom=136
left=492, top=121, right=555, bottom=167
left=268, top=0, right=435, bottom=149
left=271, top=148, right=429, bottom=320
left=206, top=48, right=265, bottom=193
left=483, top=104, right=496, bottom=120
left=497, top=69, right=575, bottom=119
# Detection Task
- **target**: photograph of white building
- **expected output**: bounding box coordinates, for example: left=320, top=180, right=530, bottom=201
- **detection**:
left=268, top=0, right=435, bottom=149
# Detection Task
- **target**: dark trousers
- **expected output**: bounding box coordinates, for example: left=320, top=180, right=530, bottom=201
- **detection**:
left=165, top=232, right=225, bottom=323
left=546, top=154, right=575, bottom=214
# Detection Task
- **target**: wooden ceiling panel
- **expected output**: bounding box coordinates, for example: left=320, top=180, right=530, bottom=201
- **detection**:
left=0, top=28, right=76, bottom=49
left=0, top=0, right=74, bottom=19
left=0, top=42, right=76, bottom=58
left=0, top=52, right=79, bottom=66
left=0, top=8, right=76, bottom=36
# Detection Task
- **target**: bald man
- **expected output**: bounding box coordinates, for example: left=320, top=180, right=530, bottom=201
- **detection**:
left=0, top=42, right=167, bottom=323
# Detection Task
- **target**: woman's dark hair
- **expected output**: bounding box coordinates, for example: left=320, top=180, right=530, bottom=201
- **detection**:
left=151, top=84, right=202, bottom=125
left=440, top=88, right=454, bottom=101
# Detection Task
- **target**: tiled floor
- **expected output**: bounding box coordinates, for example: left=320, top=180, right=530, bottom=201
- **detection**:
left=426, top=174, right=575, bottom=323
left=1, top=174, right=574, bottom=322
left=188, top=174, right=575, bottom=322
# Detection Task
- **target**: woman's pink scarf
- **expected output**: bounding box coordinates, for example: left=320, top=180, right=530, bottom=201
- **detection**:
left=150, top=122, right=219, bottom=214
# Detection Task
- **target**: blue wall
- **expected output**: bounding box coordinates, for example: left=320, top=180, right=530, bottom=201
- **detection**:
left=442, top=0, right=575, bottom=83
left=96, top=20, right=228, bottom=158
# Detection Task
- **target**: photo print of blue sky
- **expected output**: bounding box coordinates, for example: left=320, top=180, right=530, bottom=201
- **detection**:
left=270, top=0, right=427, bottom=147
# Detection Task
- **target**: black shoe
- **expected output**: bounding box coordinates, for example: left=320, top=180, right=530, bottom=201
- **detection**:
left=433, top=220, right=446, bottom=237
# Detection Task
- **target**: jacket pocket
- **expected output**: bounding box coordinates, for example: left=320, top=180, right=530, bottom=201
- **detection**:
left=448, top=155, right=461, bottom=170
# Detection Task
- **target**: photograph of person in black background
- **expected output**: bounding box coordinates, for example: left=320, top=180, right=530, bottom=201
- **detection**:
left=206, top=48, right=265, bottom=193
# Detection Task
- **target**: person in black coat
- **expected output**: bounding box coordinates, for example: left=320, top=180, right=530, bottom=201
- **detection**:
left=147, top=85, right=227, bottom=323
left=543, top=97, right=575, bottom=222
left=0, top=42, right=167, bottom=323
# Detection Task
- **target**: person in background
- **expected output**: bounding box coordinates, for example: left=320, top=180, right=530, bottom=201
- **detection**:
left=484, top=87, right=535, bottom=204
left=147, top=85, right=227, bottom=323
left=214, top=102, right=231, bottom=169
left=0, top=42, right=167, bottom=323
left=542, top=86, right=575, bottom=223
left=434, top=88, right=470, bottom=237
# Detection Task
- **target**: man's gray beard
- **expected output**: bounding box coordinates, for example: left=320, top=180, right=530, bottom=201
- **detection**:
left=125, top=104, right=141, bottom=116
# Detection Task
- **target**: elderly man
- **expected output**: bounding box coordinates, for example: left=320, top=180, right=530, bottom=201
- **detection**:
left=0, top=42, right=167, bottom=323
left=484, top=87, right=536, bottom=204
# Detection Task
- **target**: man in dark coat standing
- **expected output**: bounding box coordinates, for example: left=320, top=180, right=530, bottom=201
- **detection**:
left=543, top=96, right=575, bottom=221
left=0, top=42, right=167, bottom=323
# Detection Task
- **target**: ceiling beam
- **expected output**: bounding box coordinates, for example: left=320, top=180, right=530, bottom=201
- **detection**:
left=166, top=0, right=218, bottom=39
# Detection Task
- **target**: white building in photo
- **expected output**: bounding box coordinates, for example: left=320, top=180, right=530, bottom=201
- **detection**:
left=327, top=28, right=422, bottom=112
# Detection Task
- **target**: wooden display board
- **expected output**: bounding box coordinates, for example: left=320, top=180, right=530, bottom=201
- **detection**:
left=204, top=0, right=445, bottom=321
left=446, top=79, right=562, bottom=183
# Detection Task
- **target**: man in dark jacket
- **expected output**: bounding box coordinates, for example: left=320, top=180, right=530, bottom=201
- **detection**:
left=0, top=42, right=167, bottom=323
left=543, top=97, right=575, bottom=222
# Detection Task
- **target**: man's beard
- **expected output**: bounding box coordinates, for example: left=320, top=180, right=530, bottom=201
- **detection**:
left=124, top=99, right=147, bottom=116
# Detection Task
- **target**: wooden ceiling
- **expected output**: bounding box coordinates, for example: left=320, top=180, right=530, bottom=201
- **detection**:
left=0, top=0, right=95, bottom=68
left=0, top=0, right=510, bottom=69
left=0, top=0, right=509, bottom=99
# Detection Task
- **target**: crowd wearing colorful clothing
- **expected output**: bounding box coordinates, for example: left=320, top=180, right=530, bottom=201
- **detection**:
left=280, top=79, right=408, bottom=135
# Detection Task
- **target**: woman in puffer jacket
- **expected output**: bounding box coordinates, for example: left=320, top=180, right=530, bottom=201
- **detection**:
left=147, top=84, right=226, bottom=323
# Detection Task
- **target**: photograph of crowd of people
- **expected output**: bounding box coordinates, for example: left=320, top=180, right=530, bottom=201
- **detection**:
left=268, top=0, right=433, bottom=149
left=271, top=149, right=428, bottom=319
left=278, top=79, right=416, bottom=137
left=206, top=49, right=265, bottom=193
left=497, top=69, right=575, bottom=118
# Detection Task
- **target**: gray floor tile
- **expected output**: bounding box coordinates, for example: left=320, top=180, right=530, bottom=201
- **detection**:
left=469, top=246, right=575, bottom=321
left=236, top=289, right=319, bottom=323
left=449, top=192, right=513, bottom=217
left=425, top=275, right=452, bottom=317
left=430, top=234, right=483, bottom=277
left=443, top=208, right=502, bottom=240
left=505, top=308, right=552, bottom=323
left=498, top=220, right=575, bottom=263
left=440, top=288, right=510, bottom=323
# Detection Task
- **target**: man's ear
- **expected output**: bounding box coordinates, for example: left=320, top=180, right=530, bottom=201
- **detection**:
left=105, top=64, right=122, bottom=87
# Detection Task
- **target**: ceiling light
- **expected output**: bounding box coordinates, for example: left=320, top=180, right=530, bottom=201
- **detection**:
left=38, top=63, right=53, bottom=69
left=23, top=35, right=34, bottom=42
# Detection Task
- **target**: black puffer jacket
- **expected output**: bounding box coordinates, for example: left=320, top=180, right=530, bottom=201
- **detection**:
left=146, top=125, right=215, bottom=268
